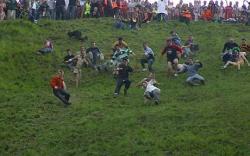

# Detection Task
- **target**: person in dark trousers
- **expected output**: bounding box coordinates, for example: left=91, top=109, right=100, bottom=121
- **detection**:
left=222, top=38, right=239, bottom=64
left=55, top=0, right=66, bottom=20
left=63, top=49, right=75, bottom=70
left=162, top=38, right=182, bottom=76
left=50, top=70, right=71, bottom=106
left=67, top=0, right=76, bottom=19
left=86, top=41, right=102, bottom=69
left=113, top=59, right=133, bottom=96
left=141, top=42, right=155, bottom=72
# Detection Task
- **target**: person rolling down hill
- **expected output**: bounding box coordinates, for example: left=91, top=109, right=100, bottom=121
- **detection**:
left=50, top=70, right=71, bottom=106
left=162, top=38, right=183, bottom=76
left=178, top=58, right=205, bottom=86
left=137, top=73, right=160, bottom=105
left=113, top=59, right=133, bottom=97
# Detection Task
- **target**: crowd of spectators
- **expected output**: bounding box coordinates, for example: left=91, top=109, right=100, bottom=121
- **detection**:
left=0, top=0, right=249, bottom=25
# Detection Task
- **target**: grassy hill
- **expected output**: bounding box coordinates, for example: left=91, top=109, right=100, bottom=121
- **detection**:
left=0, top=18, right=250, bottom=155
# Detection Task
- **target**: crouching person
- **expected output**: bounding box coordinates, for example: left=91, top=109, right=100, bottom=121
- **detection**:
left=179, top=58, right=205, bottom=86
left=50, top=70, right=71, bottom=106
left=138, top=73, right=160, bottom=105
left=113, top=59, right=133, bottom=97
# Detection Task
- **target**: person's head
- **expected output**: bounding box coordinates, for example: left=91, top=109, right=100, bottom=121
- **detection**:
left=122, top=58, right=128, bottom=65
left=92, top=41, right=96, bottom=47
left=57, top=69, right=64, bottom=78
left=188, top=35, right=193, bottom=41
left=143, top=42, right=148, bottom=48
left=148, top=72, right=154, bottom=79
left=166, top=38, right=173, bottom=46
left=241, top=38, right=246, bottom=44
left=220, top=1, right=223, bottom=6
left=186, top=58, right=194, bottom=65
left=229, top=38, right=234, bottom=43
left=229, top=1, right=232, bottom=6
left=203, top=1, right=207, bottom=5
left=118, top=37, right=123, bottom=44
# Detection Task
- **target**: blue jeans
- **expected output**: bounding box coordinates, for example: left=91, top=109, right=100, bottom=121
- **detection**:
left=53, top=88, right=70, bottom=105
left=186, top=74, right=205, bottom=85
left=141, top=58, right=154, bottom=72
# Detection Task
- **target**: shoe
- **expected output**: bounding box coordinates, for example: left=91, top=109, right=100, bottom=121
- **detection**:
left=113, top=93, right=119, bottom=97
left=154, top=101, right=159, bottom=105
left=174, top=73, right=178, bottom=77
left=221, top=66, right=226, bottom=70
left=142, top=68, right=147, bottom=72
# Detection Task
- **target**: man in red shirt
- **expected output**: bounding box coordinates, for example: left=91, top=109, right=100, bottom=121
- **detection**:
left=50, top=70, right=71, bottom=106
left=162, top=39, right=183, bottom=76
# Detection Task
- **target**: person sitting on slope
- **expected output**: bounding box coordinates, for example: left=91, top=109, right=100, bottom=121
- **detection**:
left=222, top=47, right=250, bottom=70
left=50, top=70, right=71, bottom=106
left=37, top=39, right=54, bottom=54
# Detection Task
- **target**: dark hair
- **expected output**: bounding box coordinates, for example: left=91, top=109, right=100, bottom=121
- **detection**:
left=118, top=37, right=123, bottom=41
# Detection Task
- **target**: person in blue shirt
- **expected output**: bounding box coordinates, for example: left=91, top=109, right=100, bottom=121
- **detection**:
left=141, top=42, right=155, bottom=72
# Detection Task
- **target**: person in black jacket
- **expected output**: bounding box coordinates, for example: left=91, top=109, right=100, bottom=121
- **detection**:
left=114, top=59, right=133, bottom=96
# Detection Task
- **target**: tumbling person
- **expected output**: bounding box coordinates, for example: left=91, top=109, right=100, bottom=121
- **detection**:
left=137, top=73, right=160, bottom=105
left=162, top=38, right=182, bottom=76
left=141, top=42, right=155, bottom=72
left=113, top=59, right=133, bottom=97
left=50, top=70, right=71, bottom=106
left=179, top=58, right=205, bottom=86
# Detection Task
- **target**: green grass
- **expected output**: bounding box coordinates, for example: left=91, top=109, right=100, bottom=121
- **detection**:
left=0, top=18, right=250, bottom=155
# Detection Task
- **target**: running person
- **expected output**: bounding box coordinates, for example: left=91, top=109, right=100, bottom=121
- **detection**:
left=162, top=38, right=183, bottom=76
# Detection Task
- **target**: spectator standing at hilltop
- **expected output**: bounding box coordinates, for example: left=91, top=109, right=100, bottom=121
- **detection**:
left=156, top=0, right=168, bottom=22
left=6, top=0, right=16, bottom=20
left=56, top=0, right=66, bottom=20
left=0, top=0, right=6, bottom=21
left=224, top=1, right=233, bottom=20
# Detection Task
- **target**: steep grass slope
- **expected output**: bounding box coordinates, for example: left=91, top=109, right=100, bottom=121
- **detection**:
left=0, top=18, right=250, bottom=155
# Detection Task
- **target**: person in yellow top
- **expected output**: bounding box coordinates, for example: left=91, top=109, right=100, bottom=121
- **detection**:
left=113, top=37, right=128, bottom=50
left=84, top=0, right=91, bottom=17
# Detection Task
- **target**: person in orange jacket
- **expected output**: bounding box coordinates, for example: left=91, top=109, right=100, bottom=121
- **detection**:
left=50, top=70, right=71, bottom=106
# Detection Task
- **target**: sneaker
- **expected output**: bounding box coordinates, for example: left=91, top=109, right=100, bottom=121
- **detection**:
left=113, top=93, right=119, bottom=97
left=174, top=73, right=178, bottom=77
left=154, top=101, right=159, bottom=105
left=221, top=66, right=226, bottom=70
left=142, top=68, right=147, bottom=72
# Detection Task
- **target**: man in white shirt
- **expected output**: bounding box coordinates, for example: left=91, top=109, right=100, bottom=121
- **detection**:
left=138, top=73, right=160, bottom=104
left=156, top=0, right=168, bottom=21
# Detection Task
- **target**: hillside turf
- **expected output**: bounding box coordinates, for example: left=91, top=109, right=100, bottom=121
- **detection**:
left=0, top=18, right=250, bottom=155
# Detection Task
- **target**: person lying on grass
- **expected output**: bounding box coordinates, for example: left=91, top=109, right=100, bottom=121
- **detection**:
left=137, top=73, right=160, bottom=105
left=178, top=58, right=205, bottom=86
left=162, top=38, right=183, bottom=77
left=50, top=69, right=71, bottom=106
left=37, top=39, right=53, bottom=54
left=141, top=42, right=155, bottom=72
